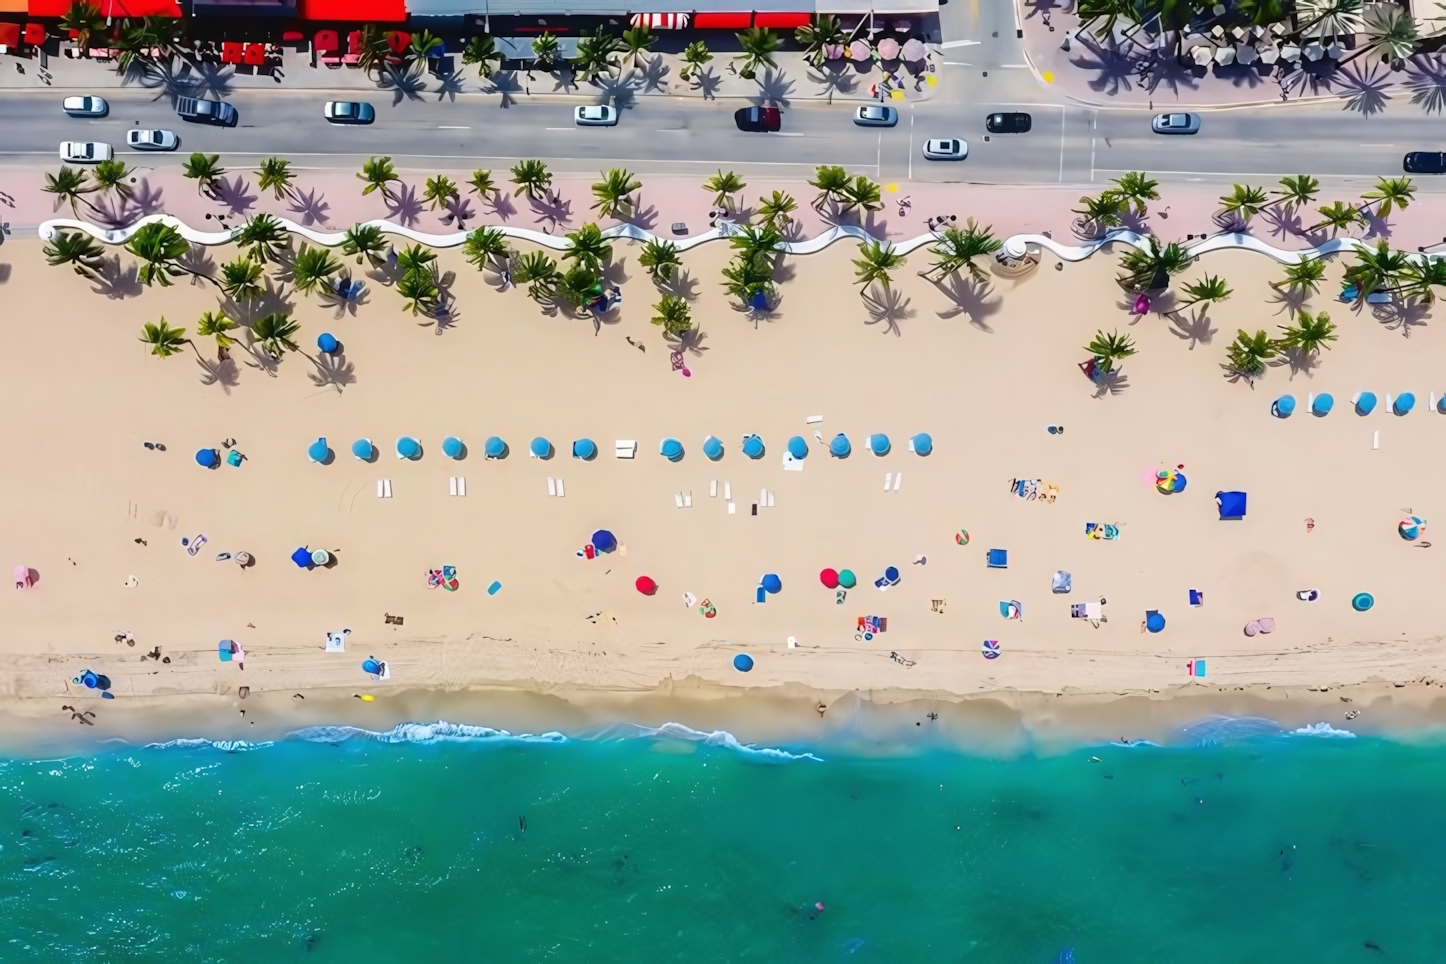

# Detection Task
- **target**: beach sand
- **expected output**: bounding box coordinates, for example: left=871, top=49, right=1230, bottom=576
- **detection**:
left=4, top=227, right=1446, bottom=745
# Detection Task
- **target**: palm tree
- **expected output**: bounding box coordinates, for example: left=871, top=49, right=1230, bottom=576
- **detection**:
left=1295, top=0, right=1366, bottom=40
left=463, top=34, right=504, bottom=77
left=194, top=310, right=238, bottom=357
left=43, top=166, right=95, bottom=217
left=852, top=240, right=906, bottom=290
left=1343, top=239, right=1409, bottom=304
left=1273, top=258, right=1327, bottom=296
left=591, top=168, right=642, bottom=218
left=353, top=25, right=391, bottom=78
left=617, top=25, right=656, bottom=72
left=1084, top=329, right=1136, bottom=373
left=651, top=294, right=693, bottom=336
left=511, top=160, right=553, bottom=201
left=1237, top=0, right=1287, bottom=26
left=1356, top=4, right=1417, bottom=65
left=60, top=0, right=107, bottom=55
left=795, top=14, right=845, bottom=68
left=1277, top=309, right=1338, bottom=355
left=679, top=40, right=712, bottom=81
left=1225, top=329, right=1278, bottom=381
left=250, top=312, right=302, bottom=358
left=1217, top=184, right=1269, bottom=225
left=721, top=252, right=775, bottom=305
left=840, top=176, right=883, bottom=214
left=358, top=156, right=400, bottom=202
left=396, top=270, right=440, bottom=315
left=703, top=170, right=746, bottom=211
left=43, top=229, right=105, bottom=277
left=1118, top=236, right=1194, bottom=291
left=462, top=226, right=511, bottom=271
left=342, top=224, right=389, bottom=266
left=531, top=32, right=560, bottom=71
left=235, top=213, right=288, bottom=264
left=729, top=223, right=783, bottom=262
left=809, top=165, right=850, bottom=212
left=1073, top=191, right=1126, bottom=232
left=1361, top=176, right=1415, bottom=219
left=1312, top=200, right=1365, bottom=236
left=1177, top=273, right=1233, bottom=309
left=555, top=264, right=606, bottom=311
left=1273, top=175, right=1321, bottom=210
left=290, top=243, right=343, bottom=296
left=423, top=175, right=459, bottom=212
left=757, top=191, right=798, bottom=230
left=394, top=243, right=437, bottom=278
left=1110, top=171, right=1160, bottom=216
left=139, top=318, right=189, bottom=359
left=219, top=257, right=264, bottom=303
left=467, top=169, right=497, bottom=202
left=256, top=157, right=296, bottom=201
left=1396, top=256, right=1446, bottom=304
left=639, top=239, right=681, bottom=283
left=571, top=27, right=623, bottom=83
left=923, top=219, right=1003, bottom=284
left=563, top=222, right=612, bottom=270
left=407, top=29, right=444, bottom=69
left=514, top=251, right=560, bottom=301
left=126, top=222, right=191, bottom=288
left=91, top=158, right=133, bottom=201
left=1077, top=0, right=1142, bottom=40
left=734, top=26, right=780, bottom=79
left=182, top=152, right=225, bottom=199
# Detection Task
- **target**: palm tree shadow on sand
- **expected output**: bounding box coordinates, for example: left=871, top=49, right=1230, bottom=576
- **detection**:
left=1168, top=307, right=1218, bottom=349
left=1372, top=298, right=1432, bottom=336
left=1271, top=345, right=1325, bottom=379
left=90, top=255, right=144, bottom=299
left=668, top=327, right=709, bottom=357
left=862, top=283, right=914, bottom=336
left=1091, top=369, right=1129, bottom=397
left=932, top=274, right=1001, bottom=331
left=309, top=350, right=357, bottom=392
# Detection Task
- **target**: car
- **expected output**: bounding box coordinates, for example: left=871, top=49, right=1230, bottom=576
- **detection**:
left=1151, top=112, right=1200, bottom=135
left=174, top=96, right=238, bottom=127
left=985, top=112, right=1032, bottom=134
left=126, top=129, right=179, bottom=151
left=59, top=141, right=112, bottom=163
left=1404, top=151, right=1446, bottom=174
left=734, top=106, right=782, bottom=132
left=62, top=95, right=109, bottom=118
left=922, top=138, right=967, bottom=161
left=574, top=105, right=618, bottom=126
left=854, top=105, right=898, bottom=127
left=324, top=101, right=375, bottom=124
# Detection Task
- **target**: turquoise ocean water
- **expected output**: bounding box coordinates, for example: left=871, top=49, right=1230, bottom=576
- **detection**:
left=4, top=717, right=1446, bottom=961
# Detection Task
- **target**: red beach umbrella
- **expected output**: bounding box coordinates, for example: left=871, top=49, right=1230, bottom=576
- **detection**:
left=820, top=568, right=840, bottom=589
left=635, top=575, right=657, bottom=595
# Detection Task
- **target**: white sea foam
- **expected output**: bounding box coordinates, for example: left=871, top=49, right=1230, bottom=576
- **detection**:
left=1290, top=722, right=1358, bottom=738
left=595, top=721, right=823, bottom=762
left=288, top=721, right=567, bottom=746
left=1182, top=715, right=1286, bottom=745
left=145, top=738, right=274, bottom=752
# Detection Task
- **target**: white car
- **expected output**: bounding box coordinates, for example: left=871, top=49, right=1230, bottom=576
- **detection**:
left=922, top=138, right=967, bottom=161
left=59, top=141, right=113, bottom=163
left=62, top=95, right=109, bottom=118
left=1151, top=112, right=1200, bottom=135
left=127, top=129, right=179, bottom=151
left=323, top=101, right=375, bottom=124
left=574, top=105, right=618, bottom=126
left=854, top=105, right=898, bottom=127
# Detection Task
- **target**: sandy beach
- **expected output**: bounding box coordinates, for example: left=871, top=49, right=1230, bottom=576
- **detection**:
left=6, top=167, right=1446, bottom=747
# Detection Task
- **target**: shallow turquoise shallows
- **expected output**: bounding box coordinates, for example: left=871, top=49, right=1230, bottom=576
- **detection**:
left=3, top=724, right=1446, bottom=958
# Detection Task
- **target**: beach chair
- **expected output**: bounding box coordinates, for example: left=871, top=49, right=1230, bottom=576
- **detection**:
left=615, top=440, right=637, bottom=459
left=987, top=548, right=1008, bottom=569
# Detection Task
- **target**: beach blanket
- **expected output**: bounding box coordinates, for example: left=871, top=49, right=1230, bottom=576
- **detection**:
left=1010, top=479, right=1059, bottom=502
left=1085, top=522, right=1121, bottom=540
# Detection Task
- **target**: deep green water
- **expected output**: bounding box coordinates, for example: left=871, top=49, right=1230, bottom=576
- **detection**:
left=3, top=718, right=1445, bottom=962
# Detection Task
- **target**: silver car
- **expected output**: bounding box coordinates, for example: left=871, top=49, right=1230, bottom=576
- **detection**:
left=62, top=95, right=109, bottom=118
left=127, top=129, right=179, bottom=151
left=922, top=138, right=967, bottom=161
left=574, top=105, right=618, bottom=126
left=854, top=105, right=898, bottom=127
left=59, top=141, right=112, bottom=163
left=324, top=101, right=375, bottom=124
left=1151, top=112, right=1200, bottom=135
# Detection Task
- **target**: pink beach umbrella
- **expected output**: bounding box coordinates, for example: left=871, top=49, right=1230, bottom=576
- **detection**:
left=902, top=38, right=927, bottom=62
left=635, top=575, right=658, bottom=595
left=1132, top=293, right=1151, bottom=315
left=824, top=42, right=844, bottom=61
left=849, top=39, right=872, bottom=61
left=876, top=38, right=901, bottom=61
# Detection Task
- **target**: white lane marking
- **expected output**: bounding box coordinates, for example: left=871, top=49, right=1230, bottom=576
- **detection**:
left=939, top=39, right=982, bottom=48
left=768, top=132, right=805, bottom=136
left=1058, top=106, right=1066, bottom=183
left=438, top=125, right=470, bottom=130
left=544, top=127, right=574, bottom=131
left=1358, top=143, right=1394, bottom=147
left=1093, top=167, right=1384, bottom=178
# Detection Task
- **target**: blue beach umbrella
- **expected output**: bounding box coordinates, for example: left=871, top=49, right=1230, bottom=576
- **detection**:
left=1145, top=610, right=1166, bottom=633
left=572, top=438, right=597, bottom=460
left=591, top=529, right=617, bottom=553
left=829, top=433, right=851, bottom=458
left=703, top=436, right=724, bottom=461
left=1312, top=393, right=1334, bottom=416
left=869, top=433, right=891, bottom=456
left=1355, top=391, right=1377, bottom=415
left=761, top=573, right=782, bottom=594
left=660, top=438, right=684, bottom=462
left=742, top=434, right=765, bottom=459
left=1271, top=395, right=1295, bottom=418
left=351, top=438, right=374, bottom=461
left=361, top=658, right=382, bottom=675
left=910, top=433, right=933, bottom=456
left=291, top=547, right=313, bottom=568
left=195, top=448, right=219, bottom=468
left=530, top=437, right=552, bottom=459
left=1395, top=392, right=1416, bottom=415
left=307, top=437, right=330, bottom=463
left=396, top=436, right=421, bottom=459
left=787, top=436, right=808, bottom=460
left=733, top=653, right=754, bottom=672
left=485, top=436, right=507, bottom=459
left=317, top=332, right=339, bottom=354
left=1352, top=592, right=1375, bottom=612
left=442, top=436, right=464, bottom=459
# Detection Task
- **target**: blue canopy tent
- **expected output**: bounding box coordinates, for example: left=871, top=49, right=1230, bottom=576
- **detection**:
left=195, top=448, right=219, bottom=468
left=1215, top=490, right=1248, bottom=519
left=351, top=438, right=374, bottom=461
left=868, top=433, right=891, bottom=456
left=307, top=437, right=330, bottom=463
left=761, top=573, right=782, bottom=594
left=1271, top=395, right=1295, bottom=418
left=396, top=436, right=421, bottom=460
left=291, top=547, right=313, bottom=568
left=591, top=529, right=617, bottom=553
left=660, top=438, right=684, bottom=462
left=1395, top=392, right=1416, bottom=415
left=530, top=437, right=553, bottom=459
left=485, top=436, right=507, bottom=459
left=1355, top=391, right=1377, bottom=415
left=703, top=436, right=724, bottom=461
left=787, top=436, right=808, bottom=460
left=442, top=436, right=465, bottom=459
left=910, top=433, right=933, bottom=456
left=572, top=438, right=597, bottom=460
left=741, top=435, right=765, bottom=459
left=317, top=332, right=339, bottom=354
left=829, top=433, right=851, bottom=458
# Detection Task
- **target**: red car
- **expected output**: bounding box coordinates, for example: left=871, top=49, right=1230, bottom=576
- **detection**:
left=735, top=106, right=781, bottom=132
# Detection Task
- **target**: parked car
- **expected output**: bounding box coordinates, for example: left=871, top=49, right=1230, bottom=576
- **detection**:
left=127, top=129, right=179, bottom=151
left=922, top=138, right=967, bottom=161
left=1151, top=112, right=1200, bottom=134
left=62, top=95, right=108, bottom=118
left=59, top=141, right=112, bottom=163
left=854, top=105, right=898, bottom=127
left=985, top=111, right=1032, bottom=133
left=324, top=101, right=375, bottom=124
left=174, top=96, right=238, bottom=126
left=734, top=106, right=782, bottom=132
left=1404, top=151, right=1446, bottom=174
left=574, top=105, right=618, bottom=126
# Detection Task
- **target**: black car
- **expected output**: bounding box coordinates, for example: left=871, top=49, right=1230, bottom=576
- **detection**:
left=734, top=106, right=782, bottom=132
left=1404, top=151, right=1446, bottom=174
left=985, top=112, right=1032, bottom=134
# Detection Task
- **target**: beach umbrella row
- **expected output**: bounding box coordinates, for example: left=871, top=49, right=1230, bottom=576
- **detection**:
left=1272, top=392, right=1422, bottom=418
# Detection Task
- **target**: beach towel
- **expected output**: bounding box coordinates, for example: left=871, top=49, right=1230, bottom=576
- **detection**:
left=999, top=600, right=1023, bottom=620
left=1052, top=571, right=1073, bottom=594
left=857, top=615, right=886, bottom=634
left=1010, top=479, right=1042, bottom=499
left=1085, top=523, right=1121, bottom=540
left=982, top=640, right=1001, bottom=659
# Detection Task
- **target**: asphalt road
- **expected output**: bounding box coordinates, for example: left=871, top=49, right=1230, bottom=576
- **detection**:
left=0, top=84, right=1434, bottom=190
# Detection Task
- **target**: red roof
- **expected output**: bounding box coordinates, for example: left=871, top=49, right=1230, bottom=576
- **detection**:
left=298, top=0, right=404, bottom=21
left=30, top=0, right=180, bottom=15
left=692, top=11, right=751, bottom=28
left=754, top=12, right=809, bottom=27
